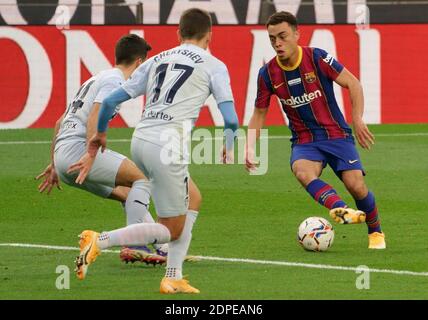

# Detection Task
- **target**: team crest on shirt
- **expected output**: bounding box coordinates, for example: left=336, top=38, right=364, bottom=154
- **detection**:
left=304, top=71, right=316, bottom=83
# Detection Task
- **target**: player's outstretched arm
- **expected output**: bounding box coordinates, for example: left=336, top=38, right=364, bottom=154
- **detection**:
left=218, top=101, right=239, bottom=164
left=35, top=115, right=63, bottom=194
left=335, top=68, right=374, bottom=149
left=94, top=87, right=131, bottom=154
left=86, top=103, right=101, bottom=143
left=67, top=88, right=131, bottom=184
left=245, top=107, right=268, bottom=172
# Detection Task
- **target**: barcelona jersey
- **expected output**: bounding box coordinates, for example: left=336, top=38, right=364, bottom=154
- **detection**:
left=255, top=46, right=353, bottom=145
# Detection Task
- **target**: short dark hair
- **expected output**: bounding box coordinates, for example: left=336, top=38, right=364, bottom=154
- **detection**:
left=266, top=11, right=298, bottom=30
left=179, top=8, right=212, bottom=40
left=115, top=34, right=152, bottom=65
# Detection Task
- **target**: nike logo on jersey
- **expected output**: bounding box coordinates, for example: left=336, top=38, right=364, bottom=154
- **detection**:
left=273, top=82, right=284, bottom=89
left=348, top=159, right=359, bottom=164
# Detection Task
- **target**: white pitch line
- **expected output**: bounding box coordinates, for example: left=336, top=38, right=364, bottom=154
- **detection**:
left=1, top=242, right=427, bottom=278
left=196, top=256, right=428, bottom=277
left=0, top=243, right=120, bottom=253
left=0, top=139, right=132, bottom=145
left=0, top=132, right=427, bottom=145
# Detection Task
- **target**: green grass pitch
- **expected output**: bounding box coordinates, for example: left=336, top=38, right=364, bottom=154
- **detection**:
left=0, top=124, right=427, bottom=300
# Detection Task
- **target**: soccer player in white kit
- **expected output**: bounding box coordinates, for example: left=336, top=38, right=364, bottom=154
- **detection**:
left=73, top=8, right=239, bottom=294
left=36, top=35, right=168, bottom=264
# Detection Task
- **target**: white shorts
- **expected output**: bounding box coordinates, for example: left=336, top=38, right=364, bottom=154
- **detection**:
left=130, top=137, right=189, bottom=218
left=54, top=140, right=126, bottom=198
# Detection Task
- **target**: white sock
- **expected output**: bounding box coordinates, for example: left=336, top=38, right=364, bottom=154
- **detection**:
left=97, top=223, right=171, bottom=249
left=125, top=179, right=153, bottom=225
left=122, top=180, right=166, bottom=250
left=165, top=210, right=198, bottom=280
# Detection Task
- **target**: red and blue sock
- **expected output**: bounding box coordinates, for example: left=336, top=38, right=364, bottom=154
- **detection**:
left=306, top=179, right=347, bottom=210
left=355, top=191, right=382, bottom=234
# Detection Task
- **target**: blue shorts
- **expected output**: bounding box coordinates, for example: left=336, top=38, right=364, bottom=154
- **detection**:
left=290, top=139, right=365, bottom=178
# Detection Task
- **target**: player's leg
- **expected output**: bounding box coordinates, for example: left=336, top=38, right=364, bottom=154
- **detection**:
left=93, top=219, right=191, bottom=284
left=159, top=177, right=200, bottom=288
left=75, top=138, right=199, bottom=292
left=76, top=219, right=173, bottom=280
left=107, top=151, right=200, bottom=265
left=54, top=142, right=120, bottom=199
left=292, top=159, right=323, bottom=187
left=341, top=169, right=368, bottom=200
left=151, top=170, right=199, bottom=293
left=291, top=144, right=348, bottom=211
left=60, top=143, right=166, bottom=275
left=134, top=140, right=199, bottom=293
left=188, top=178, right=202, bottom=212
left=309, top=139, right=366, bottom=225
left=73, top=147, right=158, bottom=231
left=112, top=157, right=170, bottom=264
left=56, top=142, right=154, bottom=227
left=341, top=170, right=385, bottom=249
left=76, top=205, right=176, bottom=279
left=55, top=141, right=150, bottom=224
left=114, top=158, right=153, bottom=225
left=107, top=181, right=165, bottom=264
left=79, top=176, right=184, bottom=253
left=154, top=178, right=202, bottom=262
left=114, top=154, right=201, bottom=264
left=108, top=186, right=129, bottom=202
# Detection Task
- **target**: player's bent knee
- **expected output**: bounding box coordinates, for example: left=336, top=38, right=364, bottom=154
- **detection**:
left=342, top=171, right=367, bottom=199
left=115, top=159, right=147, bottom=188
left=158, top=215, right=186, bottom=241
left=349, top=184, right=368, bottom=199
left=345, top=180, right=367, bottom=199
left=168, top=225, right=185, bottom=241
left=109, top=186, right=130, bottom=202
left=293, top=170, right=315, bottom=186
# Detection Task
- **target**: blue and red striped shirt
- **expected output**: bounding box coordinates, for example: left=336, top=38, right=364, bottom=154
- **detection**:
left=255, top=46, right=353, bottom=145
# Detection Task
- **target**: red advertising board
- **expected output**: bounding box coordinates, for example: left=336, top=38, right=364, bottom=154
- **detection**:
left=0, top=25, right=427, bottom=128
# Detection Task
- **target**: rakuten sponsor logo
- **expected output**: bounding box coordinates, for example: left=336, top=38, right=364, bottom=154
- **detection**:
left=280, top=90, right=322, bottom=108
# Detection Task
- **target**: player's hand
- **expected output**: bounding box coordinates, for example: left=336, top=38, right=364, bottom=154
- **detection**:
left=221, top=145, right=234, bottom=164
left=244, top=144, right=259, bottom=173
left=87, top=132, right=107, bottom=157
left=353, top=119, right=375, bottom=149
left=67, top=152, right=95, bottom=185
left=35, top=163, right=62, bottom=195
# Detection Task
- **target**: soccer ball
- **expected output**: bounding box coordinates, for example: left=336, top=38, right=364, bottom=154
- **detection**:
left=297, top=217, right=335, bottom=252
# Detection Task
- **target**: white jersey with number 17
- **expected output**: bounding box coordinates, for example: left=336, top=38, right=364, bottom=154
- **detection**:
left=122, top=43, right=234, bottom=146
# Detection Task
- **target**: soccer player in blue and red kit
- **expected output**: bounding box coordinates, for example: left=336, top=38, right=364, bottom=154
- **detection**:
left=246, top=11, right=385, bottom=249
